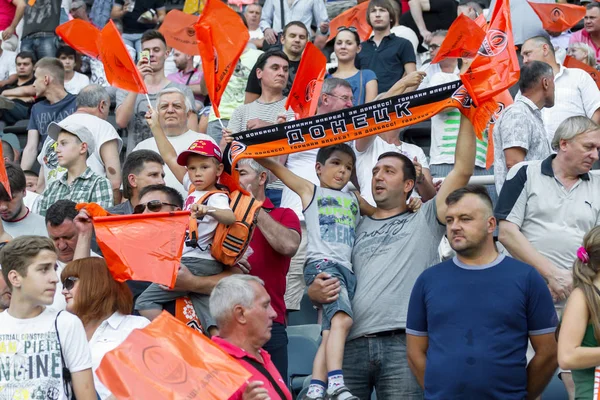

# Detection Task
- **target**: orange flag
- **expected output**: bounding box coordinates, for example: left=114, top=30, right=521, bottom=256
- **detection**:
left=460, top=0, right=520, bottom=107
left=564, top=55, right=600, bottom=89
left=528, top=2, right=585, bottom=33
left=98, top=20, right=148, bottom=94
left=55, top=20, right=101, bottom=59
left=96, top=312, right=252, bottom=400
left=0, top=146, right=10, bottom=199
left=285, top=43, right=326, bottom=119
left=328, top=2, right=372, bottom=43
left=91, top=211, right=189, bottom=288
left=159, top=10, right=199, bottom=56
left=486, top=90, right=514, bottom=169
left=474, top=14, right=487, bottom=29
left=195, top=0, right=249, bottom=119
left=432, top=14, right=487, bottom=63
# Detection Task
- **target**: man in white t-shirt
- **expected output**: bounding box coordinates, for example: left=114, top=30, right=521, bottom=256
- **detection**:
left=0, top=236, right=95, bottom=400
left=245, top=3, right=265, bottom=49
left=56, top=45, right=90, bottom=95
left=132, top=87, right=215, bottom=199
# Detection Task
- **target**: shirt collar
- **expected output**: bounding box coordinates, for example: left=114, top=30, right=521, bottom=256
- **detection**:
left=367, top=32, right=395, bottom=44
left=517, top=95, right=541, bottom=112
left=105, top=312, right=126, bottom=329
left=59, top=167, right=94, bottom=184
left=555, top=65, right=567, bottom=80
left=262, top=197, right=274, bottom=210
left=541, top=154, right=590, bottom=181
left=212, top=336, right=265, bottom=363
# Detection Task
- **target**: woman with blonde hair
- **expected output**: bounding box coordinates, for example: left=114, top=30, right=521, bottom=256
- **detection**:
left=567, top=42, right=599, bottom=69
left=61, top=257, right=149, bottom=400
left=558, top=226, right=600, bottom=399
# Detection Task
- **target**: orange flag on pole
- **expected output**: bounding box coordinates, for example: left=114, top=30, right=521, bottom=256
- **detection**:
left=564, top=55, right=600, bottom=89
left=90, top=211, right=189, bottom=288
left=285, top=43, right=326, bottom=119
left=527, top=2, right=585, bottom=33
left=460, top=0, right=520, bottom=107
left=432, top=14, right=487, bottom=63
left=55, top=20, right=101, bottom=59
left=96, top=312, right=252, bottom=400
left=0, top=146, right=10, bottom=199
left=486, top=90, right=514, bottom=169
left=98, top=20, right=148, bottom=94
left=159, top=10, right=200, bottom=55
left=328, top=2, right=372, bottom=42
left=195, top=0, right=249, bottom=119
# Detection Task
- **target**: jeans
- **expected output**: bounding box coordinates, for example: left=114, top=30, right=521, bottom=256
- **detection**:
left=207, top=119, right=228, bottom=144
left=343, top=334, right=423, bottom=400
left=122, top=32, right=144, bottom=60
left=20, top=33, right=59, bottom=61
left=1, top=101, right=31, bottom=125
left=263, top=322, right=288, bottom=381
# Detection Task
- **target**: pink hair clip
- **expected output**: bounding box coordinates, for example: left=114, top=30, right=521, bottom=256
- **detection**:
left=577, top=246, right=590, bottom=263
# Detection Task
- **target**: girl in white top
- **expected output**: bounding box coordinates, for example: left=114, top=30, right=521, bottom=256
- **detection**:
left=61, top=257, right=150, bottom=400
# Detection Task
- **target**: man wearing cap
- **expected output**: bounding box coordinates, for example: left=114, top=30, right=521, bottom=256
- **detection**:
left=37, top=120, right=113, bottom=216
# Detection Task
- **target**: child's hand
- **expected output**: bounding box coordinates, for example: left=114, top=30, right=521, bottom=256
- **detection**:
left=190, top=203, right=213, bottom=218
left=408, top=197, right=422, bottom=213
left=144, top=106, right=160, bottom=131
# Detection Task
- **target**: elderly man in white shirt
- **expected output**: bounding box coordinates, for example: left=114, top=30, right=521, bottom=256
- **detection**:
left=521, top=35, right=600, bottom=141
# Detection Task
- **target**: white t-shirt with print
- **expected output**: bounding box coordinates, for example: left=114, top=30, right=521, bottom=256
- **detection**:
left=355, top=137, right=429, bottom=206
left=64, top=72, right=90, bottom=95
left=181, top=174, right=231, bottom=260
left=0, top=308, right=92, bottom=400
left=0, top=50, right=16, bottom=81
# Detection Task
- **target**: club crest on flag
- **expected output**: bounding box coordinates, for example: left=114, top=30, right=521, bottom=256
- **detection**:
left=305, top=79, right=317, bottom=102
left=452, top=86, right=473, bottom=108
left=186, top=27, right=196, bottom=37
left=213, top=47, right=219, bottom=73
left=490, top=102, right=506, bottom=123
left=142, top=346, right=188, bottom=384
left=551, top=7, right=565, bottom=22
left=229, top=141, right=247, bottom=164
left=478, top=29, right=508, bottom=57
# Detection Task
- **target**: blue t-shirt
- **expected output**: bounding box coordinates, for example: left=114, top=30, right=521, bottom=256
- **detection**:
left=406, top=254, right=557, bottom=400
left=326, top=69, right=377, bottom=106
left=27, top=94, right=77, bottom=140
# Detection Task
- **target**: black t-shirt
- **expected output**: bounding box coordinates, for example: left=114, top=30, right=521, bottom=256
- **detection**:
left=2, top=77, right=35, bottom=106
left=399, top=0, right=458, bottom=51
left=245, top=59, right=300, bottom=97
left=115, top=0, right=165, bottom=34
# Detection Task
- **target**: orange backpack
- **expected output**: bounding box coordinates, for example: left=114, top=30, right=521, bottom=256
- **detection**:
left=186, top=189, right=263, bottom=266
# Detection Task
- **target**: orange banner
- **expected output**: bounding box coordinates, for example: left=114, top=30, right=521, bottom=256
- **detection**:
left=195, top=0, right=249, bottom=118
left=92, top=211, right=189, bottom=288
left=159, top=10, right=200, bottom=55
left=461, top=0, right=520, bottom=106
left=55, top=20, right=101, bottom=59
left=99, top=20, right=148, bottom=94
left=285, top=43, right=326, bottom=119
left=528, top=2, right=585, bottom=33
left=97, top=311, right=251, bottom=400
left=486, top=90, right=514, bottom=169
left=432, top=14, right=486, bottom=63
left=564, top=55, right=600, bottom=89
left=328, top=2, right=372, bottom=43
left=0, top=146, right=10, bottom=199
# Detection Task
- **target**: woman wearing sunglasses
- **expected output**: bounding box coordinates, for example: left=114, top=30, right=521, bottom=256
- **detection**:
left=61, top=257, right=149, bottom=400
left=328, top=27, right=378, bottom=106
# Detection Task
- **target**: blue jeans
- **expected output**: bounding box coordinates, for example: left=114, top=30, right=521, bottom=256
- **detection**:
left=263, top=322, right=288, bottom=381
left=20, top=33, right=59, bottom=61
left=343, top=334, right=423, bottom=400
left=207, top=119, right=228, bottom=144
left=122, top=32, right=143, bottom=60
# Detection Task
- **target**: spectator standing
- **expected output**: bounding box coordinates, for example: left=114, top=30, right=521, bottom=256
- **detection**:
left=0, top=236, right=96, bottom=400
left=60, top=257, right=150, bottom=400
left=260, top=0, right=329, bottom=45
left=0, top=45, right=16, bottom=90
left=0, top=51, right=36, bottom=127
left=20, top=0, right=62, bottom=61
left=167, top=50, right=205, bottom=106
left=0, top=0, right=25, bottom=52
left=110, top=0, right=166, bottom=58
left=399, top=0, right=458, bottom=50
left=20, top=58, right=77, bottom=171
left=521, top=35, right=600, bottom=141
left=237, top=158, right=301, bottom=380
left=0, top=163, right=47, bottom=238
left=38, top=120, right=113, bottom=216
left=115, top=30, right=197, bottom=154
left=406, top=185, right=558, bottom=399
left=56, top=46, right=90, bottom=95
left=210, top=275, right=292, bottom=400
left=569, top=3, right=600, bottom=64
left=493, top=61, right=554, bottom=193
left=89, top=0, right=114, bottom=28
left=327, top=27, right=378, bottom=106
left=245, top=21, right=309, bottom=103
left=356, top=0, right=416, bottom=94
left=245, top=3, right=265, bottom=49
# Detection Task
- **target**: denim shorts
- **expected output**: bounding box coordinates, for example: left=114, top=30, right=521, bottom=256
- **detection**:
left=304, top=259, right=356, bottom=331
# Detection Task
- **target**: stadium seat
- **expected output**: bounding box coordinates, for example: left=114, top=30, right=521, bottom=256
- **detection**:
left=287, top=290, right=319, bottom=326
left=287, top=324, right=321, bottom=344
left=541, top=373, right=568, bottom=400
left=287, top=334, right=319, bottom=397
left=3, top=119, right=30, bottom=149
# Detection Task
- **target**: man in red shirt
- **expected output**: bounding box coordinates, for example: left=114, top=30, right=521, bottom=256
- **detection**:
left=211, top=275, right=292, bottom=400
left=236, top=158, right=301, bottom=381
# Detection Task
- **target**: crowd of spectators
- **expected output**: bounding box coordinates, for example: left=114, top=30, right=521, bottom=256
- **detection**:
left=0, top=0, right=599, bottom=399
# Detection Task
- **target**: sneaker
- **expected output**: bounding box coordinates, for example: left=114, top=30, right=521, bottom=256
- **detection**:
left=0, top=96, right=14, bottom=110
left=326, top=386, right=360, bottom=400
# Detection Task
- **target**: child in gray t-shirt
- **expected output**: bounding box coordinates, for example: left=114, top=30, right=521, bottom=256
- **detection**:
left=258, top=144, right=374, bottom=400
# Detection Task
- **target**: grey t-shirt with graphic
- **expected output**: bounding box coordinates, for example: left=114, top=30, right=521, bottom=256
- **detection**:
left=303, top=186, right=360, bottom=271
left=348, top=198, right=446, bottom=340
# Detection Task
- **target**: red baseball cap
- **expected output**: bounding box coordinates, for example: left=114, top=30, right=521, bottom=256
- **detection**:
left=177, top=139, right=223, bottom=166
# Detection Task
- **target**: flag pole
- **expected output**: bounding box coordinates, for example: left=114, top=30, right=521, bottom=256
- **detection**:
left=145, top=93, right=155, bottom=112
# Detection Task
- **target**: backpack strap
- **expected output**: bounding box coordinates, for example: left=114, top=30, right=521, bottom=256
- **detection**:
left=55, top=311, right=75, bottom=399
left=242, top=355, right=286, bottom=400
left=186, top=190, right=228, bottom=248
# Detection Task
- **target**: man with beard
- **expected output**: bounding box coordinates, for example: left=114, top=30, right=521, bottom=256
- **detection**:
left=406, top=185, right=558, bottom=399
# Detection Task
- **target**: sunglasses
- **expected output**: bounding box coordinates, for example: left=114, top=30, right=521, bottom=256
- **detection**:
left=133, top=200, right=179, bottom=214
left=337, top=26, right=358, bottom=33
left=63, top=276, right=79, bottom=291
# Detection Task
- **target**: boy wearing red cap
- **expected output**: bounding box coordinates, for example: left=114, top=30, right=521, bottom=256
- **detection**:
left=135, top=109, right=235, bottom=336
